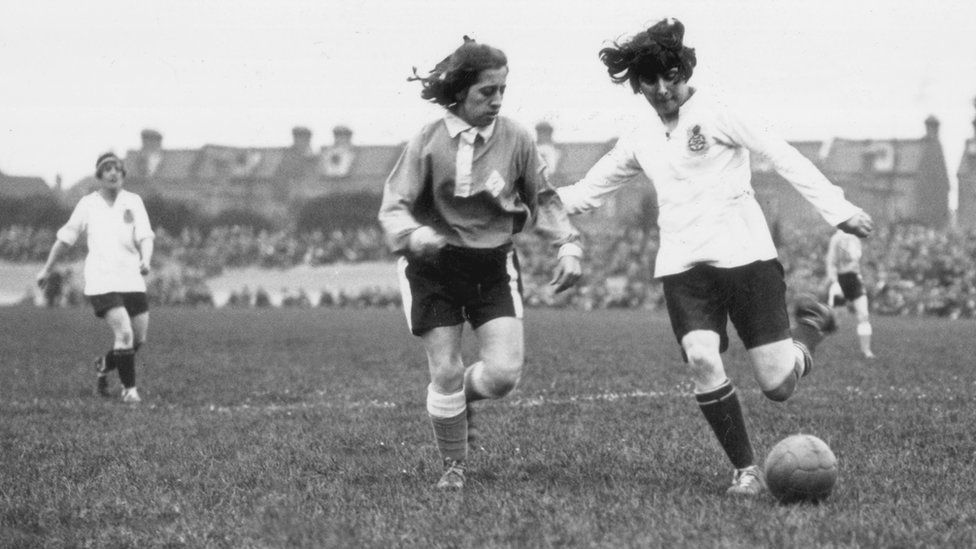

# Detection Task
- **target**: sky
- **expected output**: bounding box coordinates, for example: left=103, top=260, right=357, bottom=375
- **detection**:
left=2, top=0, right=975, bottom=207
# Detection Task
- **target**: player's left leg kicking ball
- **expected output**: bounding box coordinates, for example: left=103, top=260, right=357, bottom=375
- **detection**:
left=398, top=246, right=526, bottom=490
left=665, top=261, right=836, bottom=496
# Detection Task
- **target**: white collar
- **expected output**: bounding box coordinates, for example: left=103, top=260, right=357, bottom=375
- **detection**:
left=444, top=111, right=496, bottom=141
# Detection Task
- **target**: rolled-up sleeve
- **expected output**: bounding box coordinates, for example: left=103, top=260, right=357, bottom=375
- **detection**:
left=133, top=196, right=155, bottom=242
left=55, top=200, right=87, bottom=246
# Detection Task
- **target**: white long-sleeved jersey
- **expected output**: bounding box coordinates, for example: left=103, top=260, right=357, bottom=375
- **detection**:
left=558, top=90, right=861, bottom=277
left=56, top=189, right=155, bottom=295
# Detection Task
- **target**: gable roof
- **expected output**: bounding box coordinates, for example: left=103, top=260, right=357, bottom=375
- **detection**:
left=821, top=138, right=926, bottom=174
left=334, top=144, right=403, bottom=180
left=123, top=148, right=199, bottom=180
left=958, top=139, right=976, bottom=176
left=552, top=141, right=617, bottom=178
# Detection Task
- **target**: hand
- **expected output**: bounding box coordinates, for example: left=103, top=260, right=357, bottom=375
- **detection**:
left=140, top=260, right=151, bottom=276
left=837, top=211, right=874, bottom=238
left=549, top=255, right=582, bottom=293
left=36, top=268, right=51, bottom=289
left=408, top=226, right=447, bottom=258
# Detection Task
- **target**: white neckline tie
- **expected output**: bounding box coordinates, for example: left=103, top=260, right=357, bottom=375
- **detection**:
left=455, top=128, right=478, bottom=197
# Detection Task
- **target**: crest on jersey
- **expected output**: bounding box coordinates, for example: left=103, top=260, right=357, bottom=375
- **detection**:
left=484, top=170, right=506, bottom=197
left=687, top=125, right=707, bottom=153
left=123, top=209, right=134, bottom=224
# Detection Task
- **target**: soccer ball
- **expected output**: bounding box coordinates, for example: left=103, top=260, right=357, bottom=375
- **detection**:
left=763, top=434, right=838, bottom=503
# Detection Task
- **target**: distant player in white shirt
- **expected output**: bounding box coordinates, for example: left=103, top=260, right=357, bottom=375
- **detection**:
left=557, top=19, right=873, bottom=496
left=379, top=37, right=582, bottom=490
left=37, top=152, right=155, bottom=403
left=825, top=229, right=875, bottom=359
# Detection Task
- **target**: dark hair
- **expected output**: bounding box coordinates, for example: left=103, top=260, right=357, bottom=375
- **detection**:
left=599, top=18, right=697, bottom=93
left=409, top=36, right=508, bottom=108
left=95, top=152, right=126, bottom=179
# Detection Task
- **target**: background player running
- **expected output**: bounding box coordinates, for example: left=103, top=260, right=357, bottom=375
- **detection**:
left=37, top=152, right=155, bottom=404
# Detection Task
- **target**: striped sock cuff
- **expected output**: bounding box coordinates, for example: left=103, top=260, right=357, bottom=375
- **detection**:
left=694, top=378, right=734, bottom=405
left=426, top=385, right=466, bottom=418
left=793, top=340, right=813, bottom=377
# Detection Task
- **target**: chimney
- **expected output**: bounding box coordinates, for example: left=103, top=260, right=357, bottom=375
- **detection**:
left=140, top=129, right=163, bottom=152
left=333, top=125, right=353, bottom=147
left=924, top=115, right=939, bottom=140
left=535, top=121, right=554, bottom=145
left=292, top=126, right=312, bottom=153
left=972, top=96, right=976, bottom=140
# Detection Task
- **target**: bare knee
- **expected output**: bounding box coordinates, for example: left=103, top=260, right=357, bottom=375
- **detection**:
left=682, top=332, right=725, bottom=388
left=113, top=329, right=134, bottom=349
left=427, top=354, right=463, bottom=393
left=481, top=356, right=523, bottom=397
left=763, top=382, right=794, bottom=402
left=748, top=339, right=800, bottom=402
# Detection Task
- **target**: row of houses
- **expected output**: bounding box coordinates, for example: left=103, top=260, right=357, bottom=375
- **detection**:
left=4, top=108, right=975, bottom=231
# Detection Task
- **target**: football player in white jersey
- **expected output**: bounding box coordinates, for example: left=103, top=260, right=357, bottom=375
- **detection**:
left=379, top=37, right=582, bottom=490
left=826, top=229, right=875, bottom=359
left=557, top=19, right=873, bottom=496
left=37, top=152, right=155, bottom=403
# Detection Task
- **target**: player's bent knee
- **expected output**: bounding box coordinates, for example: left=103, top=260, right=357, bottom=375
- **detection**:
left=491, top=368, right=522, bottom=397
left=683, top=345, right=721, bottom=374
left=481, top=364, right=522, bottom=398
left=763, top=374, right=797, bottom=402
left=114, top=332, right=135, bottom=348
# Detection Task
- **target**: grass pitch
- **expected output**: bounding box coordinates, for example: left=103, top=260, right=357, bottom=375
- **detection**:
left=1, top=306, right=974, bottom=547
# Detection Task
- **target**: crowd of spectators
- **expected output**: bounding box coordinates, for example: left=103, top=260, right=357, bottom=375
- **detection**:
left=3, top=222, right=975, bottom=318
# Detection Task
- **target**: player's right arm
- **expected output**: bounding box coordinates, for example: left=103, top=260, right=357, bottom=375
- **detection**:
left=377, top=131, right=446, bottom=258
left=37, top=199, right=86, bottom=288
left=36, top=241, right=71, bottom=288
left=556, top=136, right=643, bottom=215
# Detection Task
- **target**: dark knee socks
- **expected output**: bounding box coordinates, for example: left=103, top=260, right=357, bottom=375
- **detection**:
left=696, top=380, right=755, bottom=469
left=106, top=348, right=136, bottom=389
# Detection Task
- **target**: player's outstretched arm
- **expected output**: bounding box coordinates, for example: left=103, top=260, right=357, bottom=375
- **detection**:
left=36, top=240, right=70, bottom=288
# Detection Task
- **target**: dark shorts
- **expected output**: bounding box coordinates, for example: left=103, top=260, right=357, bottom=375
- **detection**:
left=837, top=272, right=865, bottom=301
left=661, top=259, right=791, bottom=353
left=88, top=292, right=149, bottom=319
left=397, top=244, right=523, bottom=336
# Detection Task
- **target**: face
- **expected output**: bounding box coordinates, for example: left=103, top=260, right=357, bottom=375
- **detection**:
left=97, top=161, right=124, bottom=190
left=455, top=66, right=507, bottom=127
left=638, top=67, right=691, bottom=120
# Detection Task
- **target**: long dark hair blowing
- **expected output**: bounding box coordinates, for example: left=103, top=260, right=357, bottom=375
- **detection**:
left=409, top=36, right=508, bottom=109
left=599, top=18, right=697, bottom=94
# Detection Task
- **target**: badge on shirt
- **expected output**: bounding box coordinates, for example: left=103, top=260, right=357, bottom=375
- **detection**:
left=687, top=125, right=707, bottom=153
left=484, top=170, right=506, bottom=197
left=123, top=209, right=134, bottom=224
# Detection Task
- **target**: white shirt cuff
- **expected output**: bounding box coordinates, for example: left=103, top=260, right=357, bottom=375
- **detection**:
left=557, top=242, right=583, bottom=259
